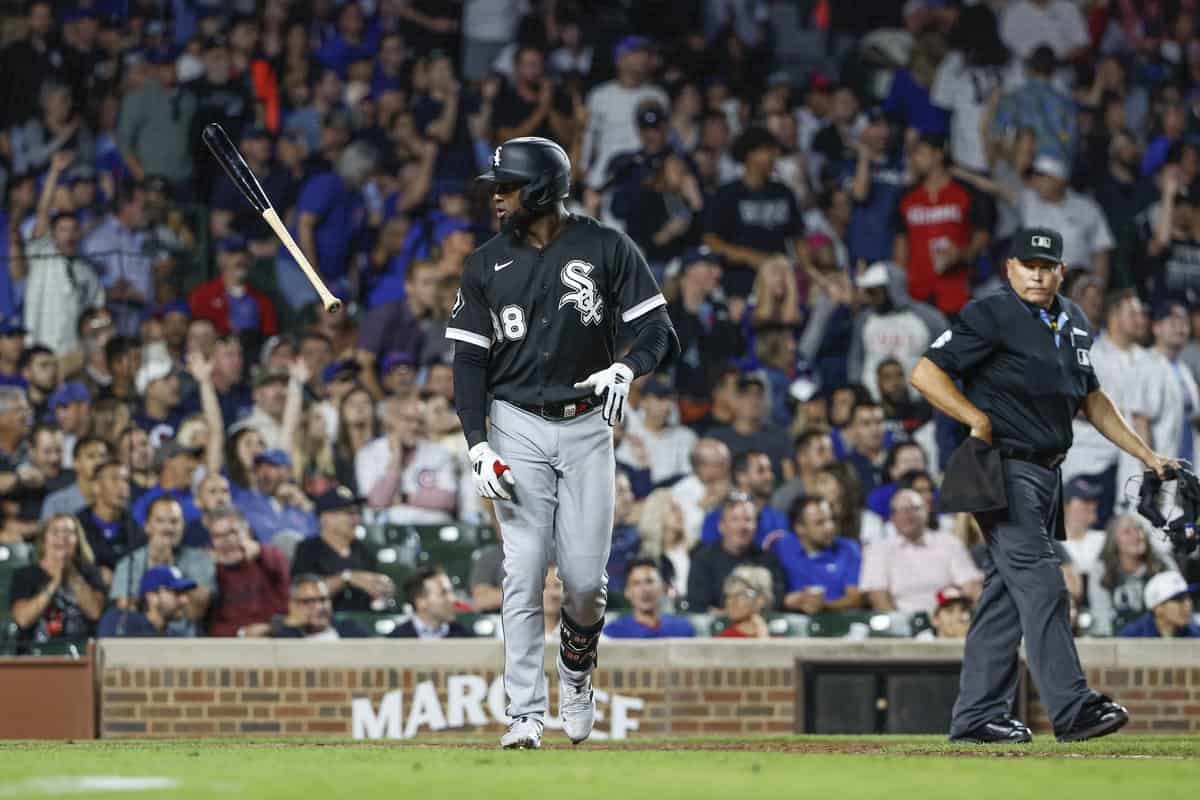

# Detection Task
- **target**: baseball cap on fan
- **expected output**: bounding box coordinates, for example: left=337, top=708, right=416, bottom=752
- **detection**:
left=1032, top=154, right=1069, bottom=181
left=135, top=358, right=174, bottom=395
left=637, top=102, right=667, bottom=129
left=857, top=262, right=892, bottom=290
left=1064, top=476, right=1102, bottom=503
left=139, top=565, right=197, bottom=598
left=1143, top=571, right=1192, bottom=610
left=935, top=585, right=971, bottom=610
left=613, top=35, right=652, bottom=62
left=1011, top=227, right=1064, bottom=264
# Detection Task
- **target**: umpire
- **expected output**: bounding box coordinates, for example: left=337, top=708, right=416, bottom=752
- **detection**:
left=910, top=227, right=1176, bottom=743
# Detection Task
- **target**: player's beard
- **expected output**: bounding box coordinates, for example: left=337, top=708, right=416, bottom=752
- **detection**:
left=500, top=208, right=527, bottom=236
left=502, top=205, right=550, bottom=237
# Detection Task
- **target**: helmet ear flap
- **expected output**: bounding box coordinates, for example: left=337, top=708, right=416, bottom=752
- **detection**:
left=519, top=174, right=554, bottom=213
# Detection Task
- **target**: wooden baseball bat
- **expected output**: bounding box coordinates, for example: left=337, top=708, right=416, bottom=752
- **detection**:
left=201, top=123, right=342, bottom=314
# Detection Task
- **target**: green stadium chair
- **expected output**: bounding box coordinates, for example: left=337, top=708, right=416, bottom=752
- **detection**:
left=455, top=612, right=501, bottom=638
left=807, top=610, right=915, bottom=638
left=412, top=524, right=499, bottom=594
left=699, top=613, right=809, bottom=638
left=807, top=610, right=869, bottom=637
left=1110, top=608, right=1142, bottom=635
left=24, top=638, right=88, bottom=657
left=334, top=611, right=401, bottom=637
left=686, top=614, right=715, bottom=637
left=357, top=523, right=389, bottom=552
left=411, top=523, right=498, bottom=551
left=417, top=542, right=478, bottom=592
left=0, top=617, right=17, bottom=655
left=0, top=542, right=31, bottom=618
left=373, top=526, right=421, bottom=590
left=909, top=611, right=933, bottom=637
left=766, top=613, right=810, bottom=637
left=606, top=592, right=632, bottom=612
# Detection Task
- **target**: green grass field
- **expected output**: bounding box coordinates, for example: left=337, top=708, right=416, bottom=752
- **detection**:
left=1, top=736, right=1197, bottom=799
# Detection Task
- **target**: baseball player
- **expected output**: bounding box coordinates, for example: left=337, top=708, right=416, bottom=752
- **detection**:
left=447, top=137, right=678, bottom=749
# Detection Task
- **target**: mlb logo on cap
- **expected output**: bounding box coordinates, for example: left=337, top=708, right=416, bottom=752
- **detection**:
left=1032, top=235, right=1052, bottom=249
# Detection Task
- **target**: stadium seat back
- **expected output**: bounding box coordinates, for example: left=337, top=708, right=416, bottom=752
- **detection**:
left=412, top=523, right=498, bottom=551
left=454, top=612, right=501, bottom=638
left=333, top=611, right=398, bottom=637
left=417, top=542, right=477, bottom=591
left=0, top=543, right=32, bottom=618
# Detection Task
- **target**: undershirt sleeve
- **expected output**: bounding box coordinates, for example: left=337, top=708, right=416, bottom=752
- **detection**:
left=452, top=343, right=490, bottom=449
left=619, top=307, right=678, bottom=377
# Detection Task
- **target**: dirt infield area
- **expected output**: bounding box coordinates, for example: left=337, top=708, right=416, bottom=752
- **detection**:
left=169, top=734, right=1199, bottom=759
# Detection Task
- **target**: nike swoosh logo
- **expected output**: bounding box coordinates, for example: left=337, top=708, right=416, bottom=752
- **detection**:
left=494, top=260, right=514, bottom=272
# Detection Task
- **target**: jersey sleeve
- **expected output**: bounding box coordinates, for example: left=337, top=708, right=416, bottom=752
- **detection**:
left=612, top=230, right=667, bottom=323
left=922, top=298, right=1001, bottom=378
left=445, top=259, right=494, bottom=350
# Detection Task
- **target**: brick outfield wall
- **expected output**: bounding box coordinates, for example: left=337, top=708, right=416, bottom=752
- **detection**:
left=1028, top=667, right=1200, bottom=734
left=96, top=640, right=1200, bottom=739
left=100, top=664, right=798, bottom=739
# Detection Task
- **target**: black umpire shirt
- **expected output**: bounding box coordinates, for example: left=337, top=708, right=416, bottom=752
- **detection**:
left=923, top=286, right=1099, bottom=455
left=446, top=214, right=667, bottom=406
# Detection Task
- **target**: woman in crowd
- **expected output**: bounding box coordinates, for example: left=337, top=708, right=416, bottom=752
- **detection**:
left=334, top=386, right=377, bottom=495
left=716, top=565, right=775, bottom=639
left=295, top=404, right=338, bottom=497
left=8, top=514, right=105, bottom=652
left=637, top=488, right=692, bottom=599
left=748, top=256, right=804, bottom=333
left=225, top=426, right=266, bottom=492
left=1089, top=514, right=1174, bottom=635
left=814, top=462, right=863, bottom=540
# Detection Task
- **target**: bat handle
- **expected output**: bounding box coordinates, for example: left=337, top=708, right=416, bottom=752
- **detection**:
left=261, top=207, right=343, bottom=313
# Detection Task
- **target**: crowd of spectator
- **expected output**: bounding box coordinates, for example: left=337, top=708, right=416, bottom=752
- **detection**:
left=3, top=0, right=1200, bottom=651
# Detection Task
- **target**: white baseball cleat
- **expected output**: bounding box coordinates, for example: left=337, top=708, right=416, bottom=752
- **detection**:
left=500, top=716, right=543, bottom=750
left=559, top=671, right=596, bottom=744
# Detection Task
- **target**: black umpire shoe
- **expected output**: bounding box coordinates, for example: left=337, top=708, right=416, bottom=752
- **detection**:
left=1056, top=695, right=1129, bottom=743
left=949, top=714, right=1033, bottom=744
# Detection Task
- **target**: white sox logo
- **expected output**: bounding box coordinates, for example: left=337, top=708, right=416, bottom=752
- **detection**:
left=493, top=147, right=502, bottom=167
left=558, top=260, right=603, bottom=326
left=451, top=289, right=464, bottom=318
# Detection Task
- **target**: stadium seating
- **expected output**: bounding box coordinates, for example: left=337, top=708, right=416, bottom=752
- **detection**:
left=366, top=525, right=422, bottom=589
left=454, top=612, right=502, bottom=638
left=808, top=611, right=923, bottom=638
left=410, top=524, right=498, bottom=592
left=0, top=543, right=31, bottom=619
left=709, top=613, right=810, bottom=638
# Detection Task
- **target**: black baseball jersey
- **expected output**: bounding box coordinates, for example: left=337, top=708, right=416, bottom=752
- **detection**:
left=445, top=214, right=666, bottom=405
left=923, top=286, right=1099, bottom=454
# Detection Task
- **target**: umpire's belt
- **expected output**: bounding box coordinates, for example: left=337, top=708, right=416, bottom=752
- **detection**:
left=999, top=447, right=1065, bottom=470
left=510, top=396, right=601, bottom=421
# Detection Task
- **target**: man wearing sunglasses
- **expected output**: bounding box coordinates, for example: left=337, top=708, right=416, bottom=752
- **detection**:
left=272, top=574, right=369, bottom=639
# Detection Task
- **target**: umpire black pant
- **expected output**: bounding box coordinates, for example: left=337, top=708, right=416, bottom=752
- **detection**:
left=950, top=459, right=1093, bottom=737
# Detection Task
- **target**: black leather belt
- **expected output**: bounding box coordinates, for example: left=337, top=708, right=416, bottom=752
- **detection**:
left=1000, top=447, right=1065, bottom=470
left=509, top=396, right=601, bottom=421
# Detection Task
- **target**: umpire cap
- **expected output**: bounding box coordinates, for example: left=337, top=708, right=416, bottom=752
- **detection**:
left=1011, top=227, right=1064, bottom=264
left=478, top=137, right=571, bottom=213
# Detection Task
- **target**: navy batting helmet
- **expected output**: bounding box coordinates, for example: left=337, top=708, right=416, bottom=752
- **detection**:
left=477, top=136, right=571, bottom=214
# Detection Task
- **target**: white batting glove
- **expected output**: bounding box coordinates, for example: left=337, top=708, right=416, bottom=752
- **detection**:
left=574, top=362, right=634, bottom=426
left=469, top=442, right=516, bottom=501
